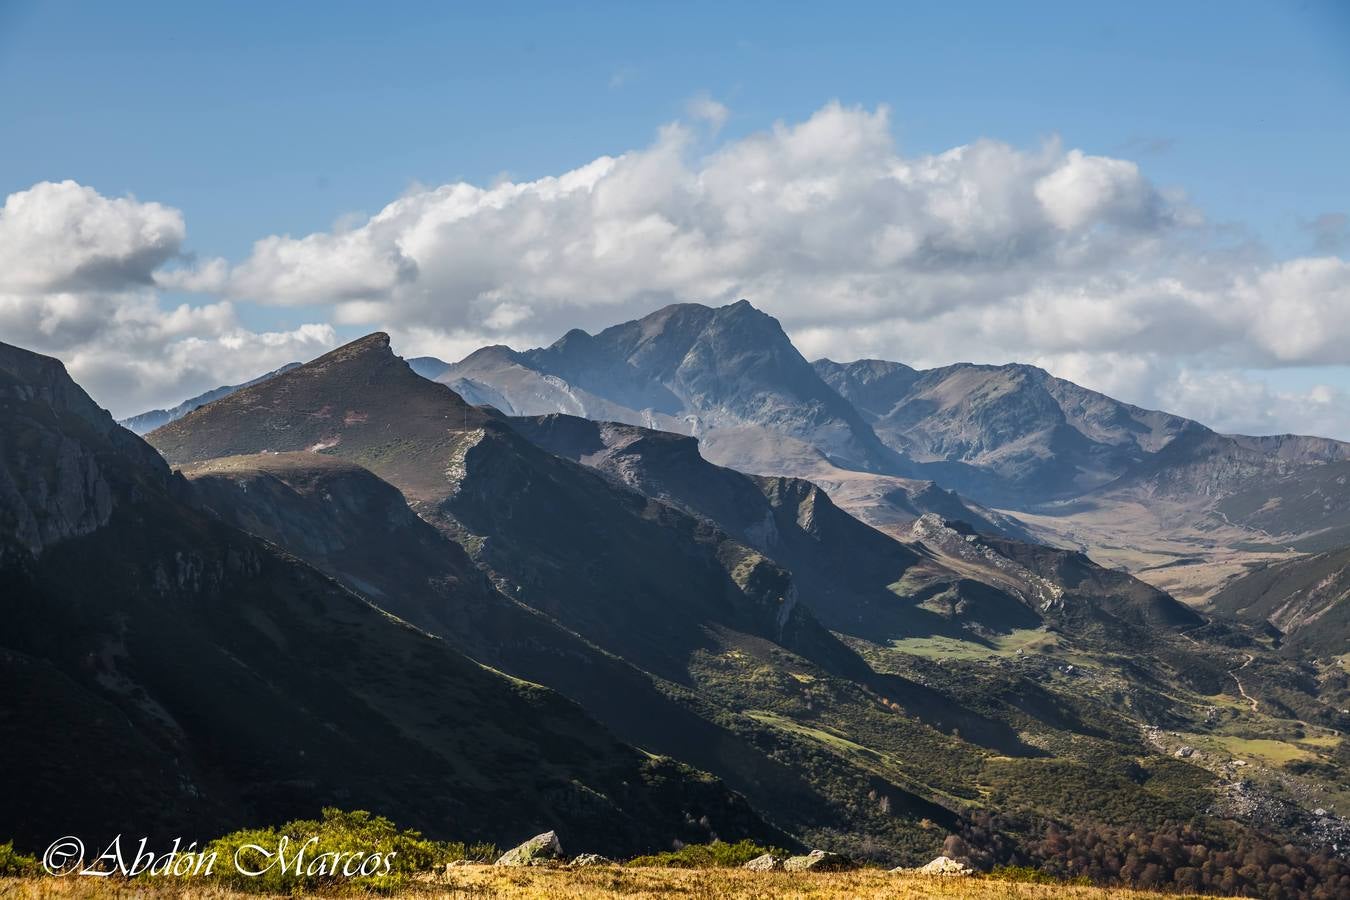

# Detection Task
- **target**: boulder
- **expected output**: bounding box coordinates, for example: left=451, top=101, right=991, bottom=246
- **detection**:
left=914, top=855, right=973, bottom=876
left=494, top=830, right=563, bottom=866
left=782, top=849, right=853, bottom=871
left=742, top=852, right=784, bottom=871
left=568, top=853, right=614, bottom=868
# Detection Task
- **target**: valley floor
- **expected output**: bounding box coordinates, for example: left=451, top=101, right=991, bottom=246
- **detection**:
left=0, top=871, right=1224, bottom=900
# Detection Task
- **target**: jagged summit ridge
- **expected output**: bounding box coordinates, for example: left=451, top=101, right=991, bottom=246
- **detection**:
left=443, top=300, right=905, bottom=476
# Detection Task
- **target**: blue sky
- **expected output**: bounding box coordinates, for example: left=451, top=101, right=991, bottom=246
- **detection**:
left=4, top=1, right=1347, bottom=258
left=1, top=1, right=1349, bottom=433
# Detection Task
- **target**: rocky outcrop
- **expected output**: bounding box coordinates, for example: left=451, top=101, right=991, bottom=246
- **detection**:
left=741, top=852, right=784, bottom=871
left=567, top=853, right=614, bottom=867
left=782, top=849, right=853, bottom=871
left=495, top=831, right=563, bottom=866
left=904, top=855, right=973, bottom=876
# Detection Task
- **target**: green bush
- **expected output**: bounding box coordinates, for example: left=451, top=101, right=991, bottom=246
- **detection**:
left=181, top=808, right=465, bottom=893
left=440, top=840, right=500, bottom=864
left=626, top=838, right=786, bottom=869
left=0, top=841, right=40, bottom=877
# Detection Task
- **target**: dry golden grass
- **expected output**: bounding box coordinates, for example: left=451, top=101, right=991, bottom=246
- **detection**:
left=0, top=869, right=1223, bottom=900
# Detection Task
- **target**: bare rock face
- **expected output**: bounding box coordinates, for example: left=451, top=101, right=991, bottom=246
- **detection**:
left=495, top=830, right=563, bottom=866
left=782, top=849, right=853, bottom=871
left=741, top=852, right=784, bottom=871
left=568, top=853, right=614, bottom=867
left=0, top=340, right=173, bottom=557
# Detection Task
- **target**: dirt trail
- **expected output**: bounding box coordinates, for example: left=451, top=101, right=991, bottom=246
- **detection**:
left=1230, top=654, right=1259, bottom=713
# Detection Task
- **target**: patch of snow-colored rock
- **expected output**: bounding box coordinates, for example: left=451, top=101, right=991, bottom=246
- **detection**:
left=891, top=855, right=974, bottom=876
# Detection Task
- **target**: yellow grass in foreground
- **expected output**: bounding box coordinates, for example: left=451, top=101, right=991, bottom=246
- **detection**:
left=0, top=869, right=1222, bottom=900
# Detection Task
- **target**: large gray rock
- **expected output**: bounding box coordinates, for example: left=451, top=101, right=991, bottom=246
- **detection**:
left=568, top=853, right=614, bottom=868
left=782, top=849, right=852, bottom=872
left=741, top=852, right=784, bottom=871
left=494, top=830, right=563, bottom=866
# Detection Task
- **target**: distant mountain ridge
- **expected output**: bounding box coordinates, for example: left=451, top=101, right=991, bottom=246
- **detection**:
left=444, top=300, right=904, bottom=476
left=427, top=301, right=1349, bottom=598
left=815, top=358, right=1200, bottom=504
left=132, top=300, right=1350, bottom=599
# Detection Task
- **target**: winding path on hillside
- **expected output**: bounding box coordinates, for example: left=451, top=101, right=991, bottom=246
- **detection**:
left=1229, top=654, right=1260, bottom=714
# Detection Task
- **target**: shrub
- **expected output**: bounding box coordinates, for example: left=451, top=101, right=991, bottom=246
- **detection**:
left=626, top=839, right=787, bottom=868
left=0, top=841, right=39, bottom=877
left=182, top=808, right=460, bottom=893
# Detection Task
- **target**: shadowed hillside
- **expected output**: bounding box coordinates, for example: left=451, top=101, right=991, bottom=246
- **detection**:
left=0, top=339, right=777, bottom=856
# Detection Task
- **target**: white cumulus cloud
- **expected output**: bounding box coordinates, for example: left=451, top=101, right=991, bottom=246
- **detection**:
left=0, top=181, right=337, bottom=418
left=8, top=102, right=1350, bottom=438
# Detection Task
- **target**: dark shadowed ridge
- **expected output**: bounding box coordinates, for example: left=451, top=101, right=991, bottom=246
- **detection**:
left=513, top=412, right=1204, bottom=639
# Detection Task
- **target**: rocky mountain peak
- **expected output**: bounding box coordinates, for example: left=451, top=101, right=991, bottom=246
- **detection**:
left=148, top=332, right=491, bottom=503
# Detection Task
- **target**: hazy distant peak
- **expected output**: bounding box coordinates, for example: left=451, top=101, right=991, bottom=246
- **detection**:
left=453, top=344, right=526, bottom=366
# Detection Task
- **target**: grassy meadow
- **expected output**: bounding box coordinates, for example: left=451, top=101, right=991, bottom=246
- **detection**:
left=0, top=868, right=1226, bottom=900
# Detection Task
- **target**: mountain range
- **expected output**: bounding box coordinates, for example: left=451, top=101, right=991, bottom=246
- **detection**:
left=121, top=297, right=1350, bottom=665
left=9, top=300, right=1347, bottom=889
left=0, top=339, right=773, bottom=854
left=412, top=301, right=1350, bottom=605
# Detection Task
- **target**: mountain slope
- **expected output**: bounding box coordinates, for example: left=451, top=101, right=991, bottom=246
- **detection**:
left=0, top=340, right=774, bottom=855
left=118, top=363, right=300, bottom=435
left=150, top=334, right=848, bottom=676
left=509, top=414, right=1011, bottom=641
left=149, top=334, right=991, bottom=856
left=816, top=359, right=1203, bottom=505
left=817, top=356, right=1350, bottom=599
left=1211, top=545, right=1350, bottom=659
left=514, top=414, right=1202, bottom=639
left=39, top=333, right=1350, bottom=879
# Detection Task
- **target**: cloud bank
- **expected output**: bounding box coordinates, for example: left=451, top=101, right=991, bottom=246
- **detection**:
left=0, top=180, right=336, bottom=418
left=4, top=104, right=1349, bottom=436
